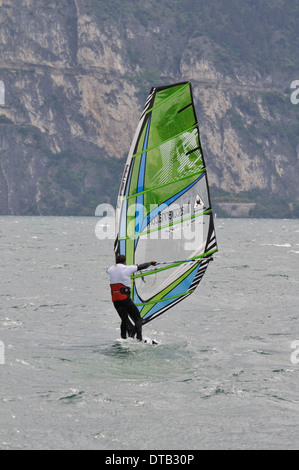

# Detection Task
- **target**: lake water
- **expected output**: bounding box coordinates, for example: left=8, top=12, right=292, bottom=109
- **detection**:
left=0, top=216, right=299, bottom=450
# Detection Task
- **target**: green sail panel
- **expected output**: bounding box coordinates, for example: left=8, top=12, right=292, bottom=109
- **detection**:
left=115, top=82, right=218, bottom=324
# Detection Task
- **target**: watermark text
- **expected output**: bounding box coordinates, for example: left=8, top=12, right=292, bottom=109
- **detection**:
left=95, top=202, right=206, bottom=250
left=290, top=340, right=299, bottom=365
left=290, top=80, right=299, bottom=104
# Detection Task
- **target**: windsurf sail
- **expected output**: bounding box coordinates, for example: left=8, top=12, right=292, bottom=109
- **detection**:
left=115, top=82, right=218, bottom=324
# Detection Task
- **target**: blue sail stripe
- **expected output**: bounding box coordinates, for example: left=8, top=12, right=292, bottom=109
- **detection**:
left=135, top=118, right=151, bottom=248
left=141, top=172, right=205, bottom=232
left=119, top=162, right=134, bottom=255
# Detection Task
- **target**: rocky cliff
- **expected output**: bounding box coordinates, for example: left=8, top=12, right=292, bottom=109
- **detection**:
left=0, top=0, right=298, bottom=216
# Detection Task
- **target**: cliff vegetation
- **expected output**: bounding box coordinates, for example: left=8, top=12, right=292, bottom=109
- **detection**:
left=0, top=0, right=298, bottom=217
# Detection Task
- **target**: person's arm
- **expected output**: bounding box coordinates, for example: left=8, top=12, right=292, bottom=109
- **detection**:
left=137, top=261, right=157, bottom=271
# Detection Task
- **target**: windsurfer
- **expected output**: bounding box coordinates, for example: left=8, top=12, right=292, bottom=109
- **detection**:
left=107, top=255, right=157, bottom=341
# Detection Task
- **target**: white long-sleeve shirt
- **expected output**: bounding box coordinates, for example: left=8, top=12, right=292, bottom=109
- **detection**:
left=106, top=263, right=138, bottom=288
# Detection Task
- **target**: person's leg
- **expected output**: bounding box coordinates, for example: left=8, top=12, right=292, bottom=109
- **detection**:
left=113, top=302, right=129, bottom=339
left=125, top=299, right=143, bottom=341
left=127, top=320, right=136, bottom=338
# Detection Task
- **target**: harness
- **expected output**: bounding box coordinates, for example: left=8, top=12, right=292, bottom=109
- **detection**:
left=110, top=283, right=131, bottom=302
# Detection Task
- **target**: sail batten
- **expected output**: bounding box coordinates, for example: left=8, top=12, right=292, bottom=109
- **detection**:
left=118, top=208, right=213, bottom=241
left=124, top=168, right=206, bottom=200
left=130, top=123, right=198, bottom=159
left=115, top=81, right=218, bottom=324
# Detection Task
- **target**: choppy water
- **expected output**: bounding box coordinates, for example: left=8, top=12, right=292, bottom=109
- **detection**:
left=0, top=216, right=299, bottom=450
